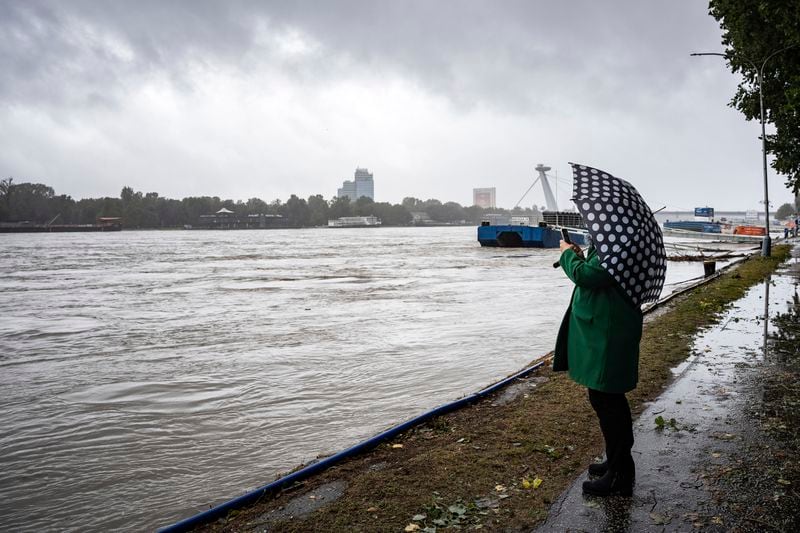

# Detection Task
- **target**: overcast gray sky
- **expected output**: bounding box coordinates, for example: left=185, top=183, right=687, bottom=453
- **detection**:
left=0, top=0, right=794, bottom=210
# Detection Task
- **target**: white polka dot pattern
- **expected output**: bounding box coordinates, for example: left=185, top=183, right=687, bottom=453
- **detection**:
left=569, top=162, right=666, bottom=307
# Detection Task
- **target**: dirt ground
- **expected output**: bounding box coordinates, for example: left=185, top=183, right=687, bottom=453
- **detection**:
left=193, top=246, right=790, bottom=533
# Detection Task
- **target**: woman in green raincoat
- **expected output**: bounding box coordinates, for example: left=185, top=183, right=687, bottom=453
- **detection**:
left=553, top=239, right=643, bottom=497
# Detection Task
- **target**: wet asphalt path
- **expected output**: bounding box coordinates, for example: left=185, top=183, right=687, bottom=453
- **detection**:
left=537, top=243, right=799, bottom=532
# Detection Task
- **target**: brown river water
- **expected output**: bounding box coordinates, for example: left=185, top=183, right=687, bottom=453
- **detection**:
left=0, top=227, right=714, bottom=531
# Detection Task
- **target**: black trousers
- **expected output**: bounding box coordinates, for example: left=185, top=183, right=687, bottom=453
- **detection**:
left=588, top=388, right=634, bottom=473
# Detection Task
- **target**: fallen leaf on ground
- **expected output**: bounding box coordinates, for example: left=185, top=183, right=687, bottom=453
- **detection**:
left=650, top=512, right=671, bottom=525
left=404, top=524, right=420, bottom=532
left=448, top=504, right=467, bottom=516
left=391, top=444, right=404, bottom=449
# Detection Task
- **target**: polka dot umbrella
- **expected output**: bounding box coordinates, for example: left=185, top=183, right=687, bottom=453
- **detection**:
left=570, top=163, right=666, bottom=307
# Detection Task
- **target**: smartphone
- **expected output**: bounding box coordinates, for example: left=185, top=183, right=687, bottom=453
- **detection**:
left=560, top=228, right=571, bottom=244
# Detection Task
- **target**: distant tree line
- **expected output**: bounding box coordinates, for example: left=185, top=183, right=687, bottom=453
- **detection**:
left=0, top=178, right=539, bottom=229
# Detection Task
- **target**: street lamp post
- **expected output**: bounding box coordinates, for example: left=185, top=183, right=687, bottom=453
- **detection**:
left=691, top=48, right=792, bottom=257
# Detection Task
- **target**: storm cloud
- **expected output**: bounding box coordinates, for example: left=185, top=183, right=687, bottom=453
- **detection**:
left=0, top=1, right=793, bottom=209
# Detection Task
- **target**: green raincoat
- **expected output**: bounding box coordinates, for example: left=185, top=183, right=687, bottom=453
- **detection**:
left=553, top=246, right=643, bottom=393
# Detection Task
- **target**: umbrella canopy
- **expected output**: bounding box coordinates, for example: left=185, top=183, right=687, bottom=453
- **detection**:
left=570, top=163, right=666, bottom=306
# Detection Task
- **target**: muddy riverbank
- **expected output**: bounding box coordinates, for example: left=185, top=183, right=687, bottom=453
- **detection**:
left=191, top=246, right=791, bottom=532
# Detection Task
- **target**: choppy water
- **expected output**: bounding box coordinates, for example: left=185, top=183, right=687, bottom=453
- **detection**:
left=0, top=227, right=713, bottom=531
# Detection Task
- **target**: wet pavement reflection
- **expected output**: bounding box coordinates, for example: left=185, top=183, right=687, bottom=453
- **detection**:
left=537, top=245, right=800, bottom=532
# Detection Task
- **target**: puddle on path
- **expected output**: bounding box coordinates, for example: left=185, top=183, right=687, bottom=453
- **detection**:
left=537, top=247, right=800, bottom=532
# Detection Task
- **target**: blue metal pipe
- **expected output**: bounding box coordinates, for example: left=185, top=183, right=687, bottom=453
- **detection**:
left=158, top=359, right=547, bottom=532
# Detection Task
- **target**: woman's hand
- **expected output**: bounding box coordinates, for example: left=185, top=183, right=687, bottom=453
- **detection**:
left=560, top=240, right=584, bottom=258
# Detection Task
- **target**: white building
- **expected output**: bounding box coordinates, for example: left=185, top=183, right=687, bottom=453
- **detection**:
left=473, top=187, right=496, bottom=208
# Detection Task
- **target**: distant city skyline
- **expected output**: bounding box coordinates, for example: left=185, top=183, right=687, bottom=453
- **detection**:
left=7, top=170, right=795, bottom=214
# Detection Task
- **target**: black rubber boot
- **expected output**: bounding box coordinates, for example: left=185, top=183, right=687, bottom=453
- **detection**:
left=582, top=462, right=635, bottom=497
left=587, top=460, right=608, bottom=477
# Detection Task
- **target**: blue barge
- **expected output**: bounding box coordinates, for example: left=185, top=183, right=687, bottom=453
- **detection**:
left=478, top=224, right=586, bottom=248
left=478, top=164, right=586, bottom=248
left=663, top=220, right=721, bottom=233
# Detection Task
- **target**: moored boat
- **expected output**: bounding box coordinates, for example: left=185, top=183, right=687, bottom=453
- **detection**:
left=478, top=222, right=586, bottom=247
left=663, top=220, right=722, bottom=233
left=477, top=164, right=586, bottom=248
left=732, top=225, right=766, bottom=236
left=0, top=217, right=122, bottom=233
left=327, top=216, right=382, bottom=227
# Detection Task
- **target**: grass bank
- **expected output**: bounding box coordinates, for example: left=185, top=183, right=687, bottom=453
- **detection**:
left=202, top=246, right=790, bottom=532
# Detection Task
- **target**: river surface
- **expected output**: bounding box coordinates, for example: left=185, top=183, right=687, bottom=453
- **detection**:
left=0, top=227, right=722, bottom=531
